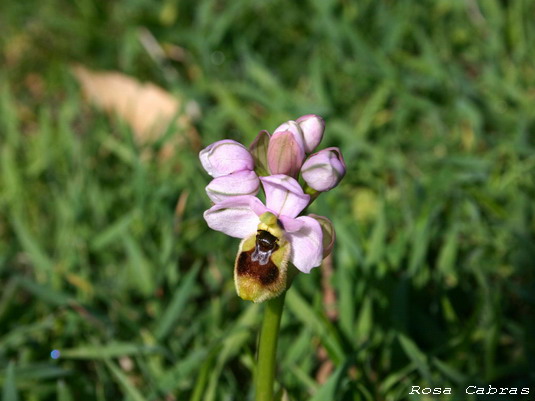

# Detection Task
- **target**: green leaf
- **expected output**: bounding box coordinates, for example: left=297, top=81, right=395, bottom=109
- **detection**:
left=309, top=362, right=348, bottom=401
left=364, top=204, right=386, bottom=268
left=16, top=278, right=71, bottom=307
left=154, top=263, right=200, bottom=341
left=91, top=211, right=136, bottom=251
left=437, top=226, right=458, bottom=279
left=61, top=343, right=161, bottom=359
left=2, top=361, right=18, bottom=401
left=355, top=297, right=373, bottom=344
left=123, top=234, right=155, bottom=296
left=11, top=215, right=53, bottom=276
left=104, top=360, right=147, bottom=401
left=285, top=290, right=344, bottom=363
left=56, top=380, right=73, bottom=401
left=354, top=83, right=391, bottom=139
left=398, top=334, right=432, bottom=383
left=408, top=215, right=431, bottom=276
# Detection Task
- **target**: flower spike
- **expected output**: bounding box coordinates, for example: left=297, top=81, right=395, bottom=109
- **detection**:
left=199, top=114, right=345, bottom=302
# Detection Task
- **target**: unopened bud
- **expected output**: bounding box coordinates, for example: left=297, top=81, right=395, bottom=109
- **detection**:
left=301, top=147, right=346, bottom=191
left=296, top=114, right=325, bottom=153
left=267, top=131, right=305, bottom=178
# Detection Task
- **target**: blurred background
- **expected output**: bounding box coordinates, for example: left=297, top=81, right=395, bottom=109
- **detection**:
left=1, top=0, right=534, bottom=400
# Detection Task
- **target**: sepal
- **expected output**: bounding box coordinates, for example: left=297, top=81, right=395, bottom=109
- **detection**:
left=249, top=130, right=271, bottom=176
left=308, top=214, right=335, bottom=258
left=199, top=139, right=254, bottom=177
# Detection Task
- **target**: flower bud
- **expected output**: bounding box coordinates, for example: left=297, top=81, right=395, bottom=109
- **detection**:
left=205, top=170, right=260, bottom=203
left=308, top=214, right=335, bottom=257
left=301, top=147, right=346, bottom=191
left=273, top=120, right=306, bottom=152
left=199, top=140, right=254, bottom=177
left=267, top=131, right=305, bottom=178
left=296, top=114, right=325, bottom=153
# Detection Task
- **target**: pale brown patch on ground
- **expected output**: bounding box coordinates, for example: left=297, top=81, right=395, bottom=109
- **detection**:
left=72, top=65, right=200, bottom=160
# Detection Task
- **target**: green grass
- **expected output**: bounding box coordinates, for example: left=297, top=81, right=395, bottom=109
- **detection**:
left=1, top=0, right=535, bottom=400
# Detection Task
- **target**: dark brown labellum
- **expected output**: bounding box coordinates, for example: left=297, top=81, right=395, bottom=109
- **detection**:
left=236, top=249, right=279, bottom=285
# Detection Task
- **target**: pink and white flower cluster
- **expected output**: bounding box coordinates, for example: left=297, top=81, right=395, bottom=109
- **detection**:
left=200, top=115, right=346, bottom=273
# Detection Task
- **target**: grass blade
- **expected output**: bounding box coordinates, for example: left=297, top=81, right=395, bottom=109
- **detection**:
left=2, top=361, right=18, bottom=401
left=154, top=262, right=200, bottom=341
left=104, top=360, right=147, bottom=401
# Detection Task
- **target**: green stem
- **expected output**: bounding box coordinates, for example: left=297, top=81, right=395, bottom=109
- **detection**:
left=255, top=292, right=286, bottom=401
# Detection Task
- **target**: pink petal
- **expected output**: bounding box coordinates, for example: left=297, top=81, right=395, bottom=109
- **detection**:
left=296, top=114, right=325, bottom=153
left=287, top=216, right=323, bottom=273
left=279, top=215, right=305, bottom=233
left=267, top=131, right=305, bottom=177
left=273, top=120, right=306, bottom=151
left=203, top=196, right=260, bottom=238
left=205, top=170, right=259, bottom=203
left=260, top=175, right=310, bottom=218
left=199, top=140, right=254, bottom=177
left=249, top=197, right=271, bottom=217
